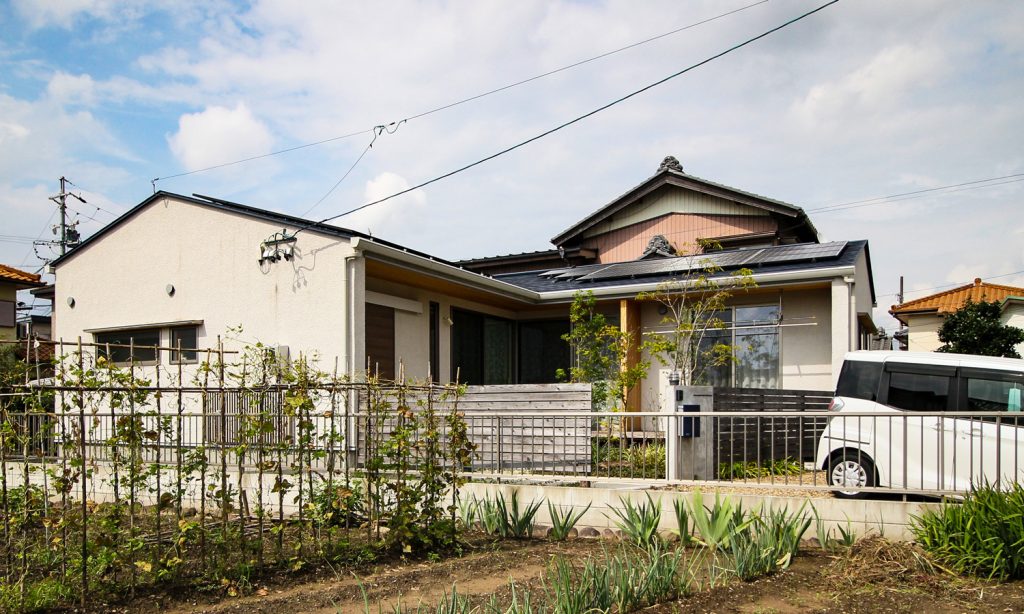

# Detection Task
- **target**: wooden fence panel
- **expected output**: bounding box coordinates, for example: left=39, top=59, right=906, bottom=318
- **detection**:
left=357, top=383, right=593, bottom=472
left=713, top=388, right=831, bottom=466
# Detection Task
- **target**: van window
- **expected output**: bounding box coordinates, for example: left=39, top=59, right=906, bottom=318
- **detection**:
left=966, top=378, right=1023, bottom=413
left=836, top=360, right=882, bottom=401
left=886, top=372, right=951, bottom=411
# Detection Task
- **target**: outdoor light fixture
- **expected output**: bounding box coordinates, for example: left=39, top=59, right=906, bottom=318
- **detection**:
left=668, top=371, right=681, bottom=386
left=166, top=284, right=175, bottom=296
left=258, top=229, right=297, bottom=265
left=66, top=297, right=75, bottom=308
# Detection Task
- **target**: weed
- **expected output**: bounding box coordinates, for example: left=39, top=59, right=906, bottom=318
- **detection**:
left=673, top=498, right=694, bottom=546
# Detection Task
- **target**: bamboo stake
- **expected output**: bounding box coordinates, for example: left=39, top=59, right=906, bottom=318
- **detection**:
left=77, top=337, right=88, bottom=608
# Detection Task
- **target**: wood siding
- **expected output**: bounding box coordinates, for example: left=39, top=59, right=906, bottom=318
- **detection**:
left=357, top=383, right=593, bottom=472
left=583, top=213, right=778, bottom=264
left=365, top=302, right=396, bottom=380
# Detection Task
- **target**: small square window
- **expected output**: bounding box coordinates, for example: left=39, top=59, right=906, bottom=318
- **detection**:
left=170, top=327, right=198, bottom=363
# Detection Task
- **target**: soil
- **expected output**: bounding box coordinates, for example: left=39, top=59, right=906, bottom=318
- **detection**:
left=98, top=535, right=1024, bottom=614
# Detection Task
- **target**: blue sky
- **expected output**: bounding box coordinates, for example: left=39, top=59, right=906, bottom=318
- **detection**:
left=1, top=0, right=1023, bottom=334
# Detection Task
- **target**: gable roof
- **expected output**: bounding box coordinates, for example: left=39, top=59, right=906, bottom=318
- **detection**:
left=551, top=157, right=819, bottom=246
left=0, top=263, right=44, bottom=288
left=890, top=278, right=1024, bottom=323
left=51, top=191, right=449, bottom=268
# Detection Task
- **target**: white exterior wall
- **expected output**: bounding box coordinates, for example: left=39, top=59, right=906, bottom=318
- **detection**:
left=905, top=314, right=943, bottom=352
left=54, top=196, right=356, bottom=370
left=1001, top=302, right=1024, bottom=356
left=779, top=288, right=833, bottom=390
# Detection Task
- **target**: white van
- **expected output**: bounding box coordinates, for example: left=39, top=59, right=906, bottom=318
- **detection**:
left=817, top=351, right=1024, bottom=498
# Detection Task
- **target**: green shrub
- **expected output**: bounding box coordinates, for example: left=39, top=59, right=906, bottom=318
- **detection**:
left=608, top=493, right=662, bottom=549
left=717, top=457, right=802, bottom=480
left=910, top=483, right=1024, bottom=580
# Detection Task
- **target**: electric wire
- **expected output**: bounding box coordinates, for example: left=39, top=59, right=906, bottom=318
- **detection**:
left=877, top=269, right=1024, bottom=300
left=806, top=172, right=1024, bottom=214
left=307, top=0, right=839, bottom=231
left=149, top=1, right=768, bottom=186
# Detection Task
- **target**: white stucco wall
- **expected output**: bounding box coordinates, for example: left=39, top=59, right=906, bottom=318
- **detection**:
left=905, top=314, right=943, bottom=353
left=54, top=196, right=356, bottom=371
left=1002, top=302, right=1024, bottom=356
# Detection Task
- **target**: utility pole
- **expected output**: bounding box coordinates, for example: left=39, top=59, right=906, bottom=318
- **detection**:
left=37, top=177, right=85, bottom=261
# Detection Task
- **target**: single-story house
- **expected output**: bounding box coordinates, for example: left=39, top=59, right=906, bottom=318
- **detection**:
left=50, top=156, right=876, bottom=411
left=0, top=264, right=45, bottom=343
left=890, top=278, right=1024, bottom=354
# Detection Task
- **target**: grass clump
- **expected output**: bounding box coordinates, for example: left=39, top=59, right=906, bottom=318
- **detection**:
left=717, top=457, right=803, bottom=481
left=608, top=493, right=662, bottom=550
left=910, top=483, right=1024, bottom=580
left=547, top=501, right=590, bottom=541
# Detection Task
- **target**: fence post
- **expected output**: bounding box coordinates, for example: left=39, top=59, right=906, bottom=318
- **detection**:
left=663, top=383, right=680, bottom=481
left=678, top=386, right=714, bottom=481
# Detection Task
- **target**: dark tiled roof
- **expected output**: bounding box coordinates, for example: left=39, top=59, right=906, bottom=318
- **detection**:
left=495, top=240, right=869, bottom=294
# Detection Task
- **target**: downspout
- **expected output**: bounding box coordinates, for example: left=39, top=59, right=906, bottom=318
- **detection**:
left=844, top=275, right=856, bottom=351
left=345, top=254, right=358, bottom=454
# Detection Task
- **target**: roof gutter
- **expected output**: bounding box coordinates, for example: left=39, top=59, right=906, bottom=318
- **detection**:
left=350, top=238, right=542, bottom=303
left=533, top=264, right=859, bottom=303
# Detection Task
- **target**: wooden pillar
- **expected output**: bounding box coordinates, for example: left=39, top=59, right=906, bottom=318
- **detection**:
left=620, top=298, right=642, bottom=431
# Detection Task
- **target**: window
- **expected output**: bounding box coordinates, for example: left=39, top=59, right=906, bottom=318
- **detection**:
left=836, top=360, right=883, bottom=401
left=886, top=371, right=951, bottom=412
left=517, top=319, right=570, bottom=384
left=170, top=327, right=199, bottom=363
left=0, top=300, right=14, bottom=328
left=95, top=328, right=160, bottom=364
left=965, top=375, right=1023, bottom=424
left=696, top=305, right=780, bottom=388
left=451, top=309, right=512, bottom=385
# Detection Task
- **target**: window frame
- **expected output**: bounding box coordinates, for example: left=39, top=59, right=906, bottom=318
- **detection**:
left=169, top=326, right=200, bottom=365
left=95, top=328, right=162, bottom=366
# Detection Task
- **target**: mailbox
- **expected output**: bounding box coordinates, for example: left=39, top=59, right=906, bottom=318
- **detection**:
left=675, top=390, right=701, bottom=438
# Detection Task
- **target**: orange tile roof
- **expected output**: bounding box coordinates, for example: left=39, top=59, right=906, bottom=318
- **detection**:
left=890, top=278, right=1024, bottom=323
left=0, top=263, right=42, bottom=286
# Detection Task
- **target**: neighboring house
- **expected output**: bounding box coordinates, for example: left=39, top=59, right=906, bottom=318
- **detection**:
left=50, top=157, right=876, bottom=414
left=890, top=278, right=1024, bottom=354
left=0, top=264, right=45, bottom=342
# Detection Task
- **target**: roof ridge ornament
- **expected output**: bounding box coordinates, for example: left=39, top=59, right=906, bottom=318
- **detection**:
left=658, top=156, right=683, bottom=174
left=640, top=234, right=676, bottom=259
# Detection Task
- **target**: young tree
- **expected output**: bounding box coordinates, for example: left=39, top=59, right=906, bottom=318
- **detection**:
left=937, top=298, right=1024, bottom=358
left=559, top=290, right=648, bottom=411
left=637, top=244, right=756, bottom=386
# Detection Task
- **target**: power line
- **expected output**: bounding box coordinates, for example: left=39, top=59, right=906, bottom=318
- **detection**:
left=150, top=1, right=768, bottom=186
left=807, top=172, right=1024, bottom=214
left=403, top=0, right=770, bottom=123
left=298, top=123, right=403, bottom=219
left=877, top=268, right=1024, bottom=300
left=312, top=0, right=839, bottom=228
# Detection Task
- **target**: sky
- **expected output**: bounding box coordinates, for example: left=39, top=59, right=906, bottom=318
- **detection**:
left=1, top=0, right=1022, bottom=334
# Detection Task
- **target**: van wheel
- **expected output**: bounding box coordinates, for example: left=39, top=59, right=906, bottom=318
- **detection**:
left=827, top=451, right=875, bottom=499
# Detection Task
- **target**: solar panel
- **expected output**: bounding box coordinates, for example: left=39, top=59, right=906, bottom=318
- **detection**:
left=749, top=241, right=847, bottom=265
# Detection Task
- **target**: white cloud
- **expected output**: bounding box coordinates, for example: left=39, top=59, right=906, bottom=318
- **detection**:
left=167, top=103, right=274, bottom=172
left=46, top=72, right=96, bottom=106
left=339, top=172, right=427, bottom=238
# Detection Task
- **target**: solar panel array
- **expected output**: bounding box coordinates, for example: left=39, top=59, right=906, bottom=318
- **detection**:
left=538, top=241, right=848, bottom=283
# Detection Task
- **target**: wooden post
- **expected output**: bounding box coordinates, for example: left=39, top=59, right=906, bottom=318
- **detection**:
left=619, top=298, right=643, bottom=431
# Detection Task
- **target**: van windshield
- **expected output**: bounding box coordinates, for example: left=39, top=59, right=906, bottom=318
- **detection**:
left=836, top=360, right=882, bottom=401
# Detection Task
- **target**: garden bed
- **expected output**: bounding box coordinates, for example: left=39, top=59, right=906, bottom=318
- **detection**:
left=109, top=536, right=1024, bottom=614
